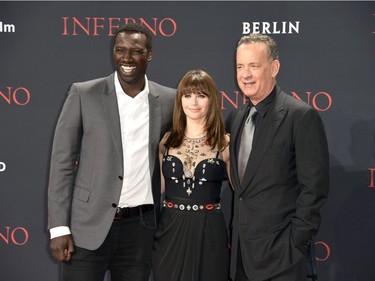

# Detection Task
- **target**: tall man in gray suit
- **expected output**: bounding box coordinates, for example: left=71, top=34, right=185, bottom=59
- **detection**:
left=47, top=23, right=175, bottom=281
left=227, top=34, right=329, bottom=281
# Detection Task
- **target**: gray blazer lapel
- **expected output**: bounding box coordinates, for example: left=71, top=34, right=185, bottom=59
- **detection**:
left=240, top=90, right=288, bottom=192
left=148, top=89, right=161, bottom=175
left=101, top=73, right=123, bottom=159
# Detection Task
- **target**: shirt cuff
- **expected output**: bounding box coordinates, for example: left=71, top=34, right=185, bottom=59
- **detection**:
left=49, top=226, right=71, bottom=239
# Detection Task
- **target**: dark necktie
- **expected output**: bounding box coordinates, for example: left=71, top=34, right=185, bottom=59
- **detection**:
left=238, top=106, right=257, bottom=183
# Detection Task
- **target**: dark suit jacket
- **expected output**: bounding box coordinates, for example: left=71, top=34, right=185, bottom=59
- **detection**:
left=47, top=73, right=175, bottom=250
left=227, top=86, right=329, bottom=281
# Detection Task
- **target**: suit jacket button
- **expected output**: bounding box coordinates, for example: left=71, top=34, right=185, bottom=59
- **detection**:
left=239, top=197, right=243, bottom=201
left=118, top=176, right=123, bottom=180
left=112, top=203, right=117, bottom=208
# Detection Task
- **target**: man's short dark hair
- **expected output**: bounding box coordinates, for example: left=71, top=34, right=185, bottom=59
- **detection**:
left=114, top=23, right=153, bottom=50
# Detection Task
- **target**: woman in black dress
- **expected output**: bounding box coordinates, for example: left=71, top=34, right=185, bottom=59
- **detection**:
left=152, top=69, right=230, bottom=281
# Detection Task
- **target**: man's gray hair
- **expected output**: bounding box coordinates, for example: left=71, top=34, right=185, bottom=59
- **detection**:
left=237, top=33, right=279, bottom=61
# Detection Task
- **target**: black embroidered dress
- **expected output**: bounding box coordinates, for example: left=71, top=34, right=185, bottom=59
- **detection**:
left=152, top=138, right=229, bottom=281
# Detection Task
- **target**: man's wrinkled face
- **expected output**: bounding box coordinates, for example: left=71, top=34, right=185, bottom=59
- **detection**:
left=236, top=42, right=279, bottom=104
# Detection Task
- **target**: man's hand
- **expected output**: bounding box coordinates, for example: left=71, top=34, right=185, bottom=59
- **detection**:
left=50, top=234, right=75, bottom=262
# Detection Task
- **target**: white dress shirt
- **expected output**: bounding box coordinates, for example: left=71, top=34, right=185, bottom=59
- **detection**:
left=115, top=72, right=153, bottom=207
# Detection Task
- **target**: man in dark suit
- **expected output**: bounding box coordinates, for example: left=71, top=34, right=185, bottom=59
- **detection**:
left=227, top=34, right=329, bottom=281
left=47, top=23, right=175, bottom=281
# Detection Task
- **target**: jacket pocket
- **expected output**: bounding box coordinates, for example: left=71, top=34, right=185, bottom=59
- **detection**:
left=73, top=185, right=90, bottom=202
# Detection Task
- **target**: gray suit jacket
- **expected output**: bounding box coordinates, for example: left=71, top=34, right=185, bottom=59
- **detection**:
left=47, top=73, right=175, bottom=250
left=227, top=86, right=329, bottom=281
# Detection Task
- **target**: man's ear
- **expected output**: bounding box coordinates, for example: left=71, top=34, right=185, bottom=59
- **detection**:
left=147, top=50, right=153, bottom=62
left=272, top=59, right=280, bottom=78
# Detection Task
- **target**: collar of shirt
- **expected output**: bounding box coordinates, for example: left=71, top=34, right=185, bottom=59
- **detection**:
left=114, top=71, right=149, bottom=102
left=251, top=85, right=277, bottom=125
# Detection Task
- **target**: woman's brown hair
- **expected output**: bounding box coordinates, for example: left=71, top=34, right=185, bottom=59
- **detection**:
left=164, top=69, right=227, bottom=151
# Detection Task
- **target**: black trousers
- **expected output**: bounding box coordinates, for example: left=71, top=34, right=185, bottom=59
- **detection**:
left=62, top=211, right=155, bottom=281
left=235, top=245, right=308, bottom=281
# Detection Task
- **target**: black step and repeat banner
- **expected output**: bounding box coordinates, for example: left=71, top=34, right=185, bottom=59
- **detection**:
left=1, top=1, right=374, bottom=280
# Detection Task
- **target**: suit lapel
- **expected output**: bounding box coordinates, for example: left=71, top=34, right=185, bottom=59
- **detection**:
left=101, top=73, right=123, bottom=159
left=239, top=89, right=288, bottom=193
left=148, top=83, right=161, bottom=175
left=230, top=104, right=250, bottom=190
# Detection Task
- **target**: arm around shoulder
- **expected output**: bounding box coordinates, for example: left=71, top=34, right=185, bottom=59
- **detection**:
left=159, top=132, right=171, bottom=194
